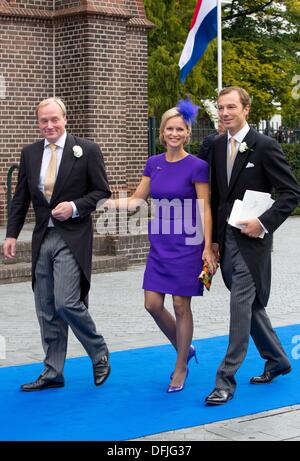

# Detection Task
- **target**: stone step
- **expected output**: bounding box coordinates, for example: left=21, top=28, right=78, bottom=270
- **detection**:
left=0, top=241, right=32, bottom=265
left=0, top=261, right=32, bottom=284
left=92, top=254, right=128, bottom=273
left=93, top=234, right=112, bottom=256
left=1, top=235, right=114, bottom=265
left=0, top=255, right=128, bottom=285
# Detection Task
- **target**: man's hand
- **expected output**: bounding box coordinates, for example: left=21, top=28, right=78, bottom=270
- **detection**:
left=51, top=202, right=73, bottom=221
left=237, top=219, right=264, bottom=238
left=3, top=238, right=17, bottom=259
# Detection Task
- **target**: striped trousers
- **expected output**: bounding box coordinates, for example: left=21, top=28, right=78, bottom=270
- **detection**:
left=34, top=228, right=108, bottom=382
left=215, top=226, right=290, bottom=393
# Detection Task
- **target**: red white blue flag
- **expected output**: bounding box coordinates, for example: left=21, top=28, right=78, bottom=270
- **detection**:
left=179, top=0, right=218, bottom=84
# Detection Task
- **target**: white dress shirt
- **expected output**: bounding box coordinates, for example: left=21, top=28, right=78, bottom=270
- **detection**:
left=227, top=122, right=250, bottom=155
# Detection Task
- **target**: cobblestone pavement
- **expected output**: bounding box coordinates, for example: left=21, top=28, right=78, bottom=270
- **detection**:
left=0, top=217, right=299, bottom=441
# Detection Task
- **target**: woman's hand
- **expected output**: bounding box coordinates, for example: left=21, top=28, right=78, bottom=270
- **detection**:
left=103, top=198, right=116, bottom=209
left=202, top=246, right=218, bottom=274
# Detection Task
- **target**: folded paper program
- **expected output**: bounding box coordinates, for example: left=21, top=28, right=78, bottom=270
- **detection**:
left=228, top=190, right=274, bottom=239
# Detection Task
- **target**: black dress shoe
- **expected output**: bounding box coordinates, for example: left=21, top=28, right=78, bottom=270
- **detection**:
left=21, top=376, right=64, bottom=392
left=250, top=366, right=291, bottom=384
left=205, top=388, right=233, bottom=405
left=93, top=355, right=111, bottom=386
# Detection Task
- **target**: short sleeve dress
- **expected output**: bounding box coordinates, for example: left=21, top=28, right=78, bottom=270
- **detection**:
left=143, top=153, right=209, bottom=296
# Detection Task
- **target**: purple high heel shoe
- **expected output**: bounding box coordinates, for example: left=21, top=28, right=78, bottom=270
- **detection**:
left=187, top=345, right=198, bottom=365
left=170, top=345, right=198, bottom=379
left=167, top=369, right=189, bottom=393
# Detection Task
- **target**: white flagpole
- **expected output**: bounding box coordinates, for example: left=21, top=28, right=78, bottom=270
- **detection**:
left=217, top=0, right=222, bottom=92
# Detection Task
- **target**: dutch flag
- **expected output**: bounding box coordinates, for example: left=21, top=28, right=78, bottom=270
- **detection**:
left=179, top=0, right=218, bottom=84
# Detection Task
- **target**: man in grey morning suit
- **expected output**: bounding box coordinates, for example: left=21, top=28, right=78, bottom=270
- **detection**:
left=3, top=97, right=112, bottom=391
left=205, top=87, right=300, bottom=405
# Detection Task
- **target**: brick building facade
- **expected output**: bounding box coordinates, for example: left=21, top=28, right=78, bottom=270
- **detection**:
left=0, top=0, right=152, bottom=233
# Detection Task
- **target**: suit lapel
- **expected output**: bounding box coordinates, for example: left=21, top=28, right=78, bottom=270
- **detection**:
left=215, top=134, right=228, bottom=193
left=51, top=133, right=76, bottom=203
left=29, top=140, right=49, bottom=203
left=227, top=127, right=257, bottom=194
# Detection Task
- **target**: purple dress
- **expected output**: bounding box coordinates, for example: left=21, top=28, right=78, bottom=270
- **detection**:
left=143, top=153, right=209, bottom=296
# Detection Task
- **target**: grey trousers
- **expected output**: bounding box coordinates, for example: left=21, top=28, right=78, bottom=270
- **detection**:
left=34, top=228, right=108, bottom=382
left=215, top=226, right=290, bottom=393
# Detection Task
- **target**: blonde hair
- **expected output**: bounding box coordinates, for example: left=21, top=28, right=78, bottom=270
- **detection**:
left=36, top=97, right=67, bottom=119
left=159, top=108, right=191, bottom=146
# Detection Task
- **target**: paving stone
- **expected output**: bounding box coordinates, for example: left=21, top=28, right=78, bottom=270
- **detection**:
left=230, top=432, right=279, bottom=441
left=0, top=216, right=299, bottom=440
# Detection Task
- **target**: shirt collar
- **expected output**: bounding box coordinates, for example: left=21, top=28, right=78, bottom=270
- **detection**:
left=228, top=123, right=250, bottom=144
left=44, top=131, right=67, bottom=149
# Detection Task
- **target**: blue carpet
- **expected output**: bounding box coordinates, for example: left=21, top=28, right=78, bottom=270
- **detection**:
left=0, top=324, right=299, bottom=441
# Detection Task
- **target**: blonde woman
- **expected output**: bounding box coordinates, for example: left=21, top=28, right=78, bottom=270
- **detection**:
left=108, top=99, right=217, bottom=392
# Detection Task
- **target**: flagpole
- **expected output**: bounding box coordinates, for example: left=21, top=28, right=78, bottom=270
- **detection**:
left=217, top=0, right=222, bottom=92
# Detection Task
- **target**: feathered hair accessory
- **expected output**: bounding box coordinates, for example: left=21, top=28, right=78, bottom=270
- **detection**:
left=176, top=97, right=200, bottom=125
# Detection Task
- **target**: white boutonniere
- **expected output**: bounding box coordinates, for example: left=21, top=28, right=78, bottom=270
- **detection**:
left=73, top=145, right=83, bottom=158
left=239, top=142, right=249, bottom=153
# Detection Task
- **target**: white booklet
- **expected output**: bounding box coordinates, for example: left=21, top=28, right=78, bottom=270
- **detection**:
left=228, top=190, right=274, bottom=238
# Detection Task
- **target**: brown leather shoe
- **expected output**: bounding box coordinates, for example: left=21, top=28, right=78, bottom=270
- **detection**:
left=250, top=366, right=291, bottom=384
left=21, top=376, right=64, bottom=392
left=93, top=355, right=111, bottom=386
left=205, top=388, right=233, bottom=405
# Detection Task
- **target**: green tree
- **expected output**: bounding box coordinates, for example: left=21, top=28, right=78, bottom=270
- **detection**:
left=145, top=0, right=300, bottom=124
left=145, top=0, right=199, bottom=118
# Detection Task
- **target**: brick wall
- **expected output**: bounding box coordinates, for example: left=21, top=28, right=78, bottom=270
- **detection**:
left=55, top=1, right=81, bottom=9
left=0, top=13, right=53, bottom=225
left=126, top=25, right=149, bottom=192
left=0, top=1, right=153, bottom=231
left=106, top=234, right=150, bottom=264
left=6, top=1, right=53, bottom=8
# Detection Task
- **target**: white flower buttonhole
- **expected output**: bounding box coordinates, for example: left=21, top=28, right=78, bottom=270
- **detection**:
left=73, top=145, right=83, bottom=158
left=239, top=142, right=249, bottom=153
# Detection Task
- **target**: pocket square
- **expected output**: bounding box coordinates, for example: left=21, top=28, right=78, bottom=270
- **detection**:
left=246, top=162, right=255, bottom=168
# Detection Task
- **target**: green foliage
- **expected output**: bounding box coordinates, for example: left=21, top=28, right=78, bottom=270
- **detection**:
left=145, top=0, right=207, bottom=117
left=282, top=143, right=300, bottom=214
left=281, top=69, right=300, bottom=126
left=145, top=0, right=300, bottom=124
left=283, top=143, right=300, bottom=182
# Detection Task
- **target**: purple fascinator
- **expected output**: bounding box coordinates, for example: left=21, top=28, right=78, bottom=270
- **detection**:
left=176, top=97, right=200, bottom=125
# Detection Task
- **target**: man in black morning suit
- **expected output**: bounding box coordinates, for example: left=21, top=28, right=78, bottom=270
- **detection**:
left=3, top=97, right=112, bottom=391
left=205, top=87, right=300, bottom=405
left=198, top=120, right=225, bottom=165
